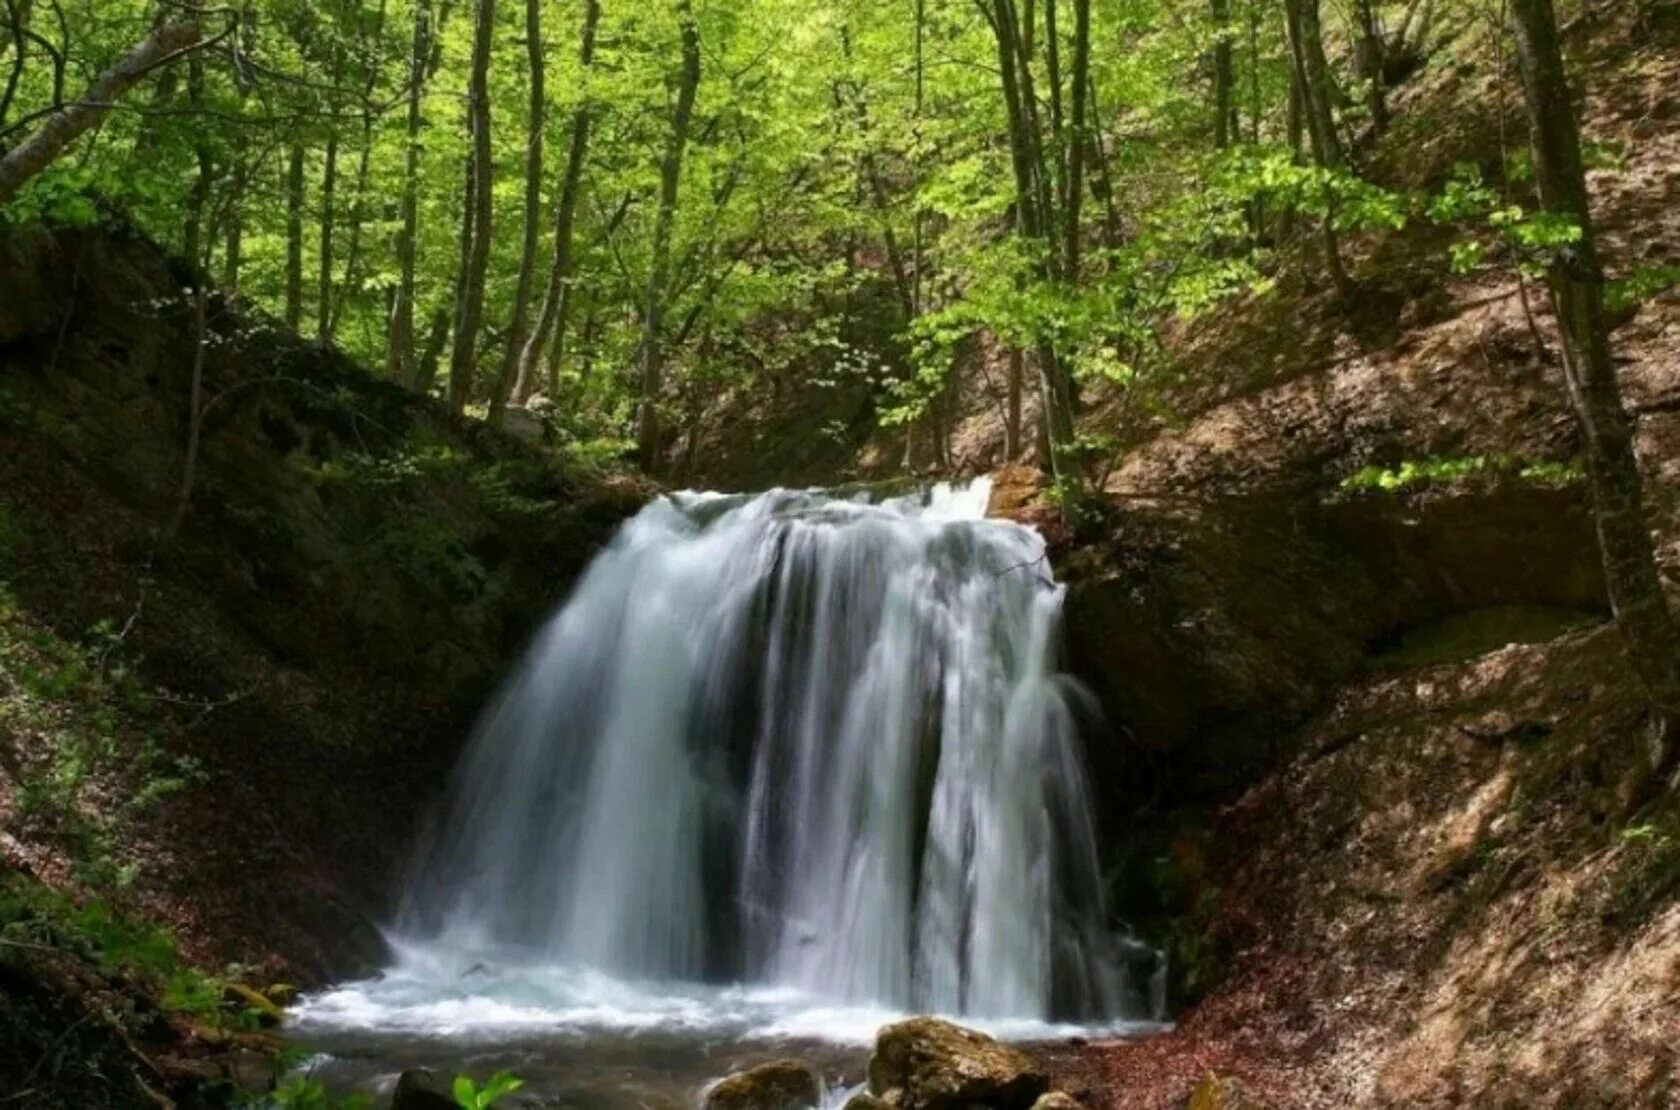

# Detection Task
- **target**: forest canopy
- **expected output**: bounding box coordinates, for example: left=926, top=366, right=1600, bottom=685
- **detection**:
left=0, top=0, right=1455, bottom=475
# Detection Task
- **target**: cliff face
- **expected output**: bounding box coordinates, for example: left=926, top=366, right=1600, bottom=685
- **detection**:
left=0, top=224, right=646, bottom=982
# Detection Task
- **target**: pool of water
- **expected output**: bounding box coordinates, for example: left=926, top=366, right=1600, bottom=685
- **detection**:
left=287, top=954, right=1165, bottom=1108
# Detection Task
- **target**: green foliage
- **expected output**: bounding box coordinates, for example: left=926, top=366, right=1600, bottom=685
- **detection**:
left=1341, top=454, right=1586, bottom=493
left=1606, top=264, right=1680, bottom=315
left=0, top=585, right=204, bottom=889
left=0, top=875, right=273, bottom=1030
left=255, top=1076, right=373, bottom=1110
left=453, top=1071, right=525, bottom=1109
left=1427, top=164, right=1592, bottom=278
left=0, top=166, right=108, bottom=230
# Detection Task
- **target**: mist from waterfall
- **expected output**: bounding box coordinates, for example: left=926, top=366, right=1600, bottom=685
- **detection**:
left=335, top=480, right=1150, bottom=1034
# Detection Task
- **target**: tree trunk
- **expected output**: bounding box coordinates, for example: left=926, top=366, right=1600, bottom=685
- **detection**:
left=1212, top=0, right=1235, bottom=148
left=447, top=0, right=497, bottom=412
left=1283, top=0, right=1350, bottom=293
left=223, top=157, right=246, bottom=288
left=1354, top=0, right=1388, bottom=131
left=489, top=0, right=549, bottom=424
left=1064, top=0, right=1090, bottom=281
left=181, top=58, right=214, bottom=271
left=0, top=20, right=201, bottom=203
left=1509, top=0, right=1680, bottom=773
left=635, top=0, right=702, bottom=471
left=412, top=303, right=453, bottom=394
left=516, top=0, right=602, bottom=405
left=317, top=120, right=340, bottom=340
left=285, top=142, right=305, bottom=330
left=987, top=0, right=1082, bottom=500
left=335, top=0, right=391, bottom=336
left=389, top=0, right=433, bottom=384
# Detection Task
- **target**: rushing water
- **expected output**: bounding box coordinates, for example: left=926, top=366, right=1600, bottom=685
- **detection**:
left=291, top=480, right=1163, bottom=1104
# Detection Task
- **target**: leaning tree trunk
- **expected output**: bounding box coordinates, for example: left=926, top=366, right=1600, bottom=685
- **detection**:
left=489, top=0, right=548, bottom=424
left=1509, top=0, right=1680, bottom=778
left=0, top=20, right=201, bottom=202
left=635, top=0, right=701, bottom=471
left=447, top=0, right=497, bottom=412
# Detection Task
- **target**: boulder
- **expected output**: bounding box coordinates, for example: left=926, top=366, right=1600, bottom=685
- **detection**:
left=1029, top=1094, right=1084, bottom=1110
left=842, top=1094, right=890, bottom=1110
left=867, top=1017, right=1048, bottom=1110
left=391, top=1069, right=457, bottom=1110
left=704, top=1059, right=823, bottom=1110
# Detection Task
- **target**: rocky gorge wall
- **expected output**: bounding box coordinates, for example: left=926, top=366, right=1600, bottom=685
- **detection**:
left=0, top=223, right=646, bottom=982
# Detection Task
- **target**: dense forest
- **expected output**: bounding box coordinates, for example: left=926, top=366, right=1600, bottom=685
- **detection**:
left=1, top=0, right=1466, bottom=462
left=3, top=0, right=1680, bottom=1106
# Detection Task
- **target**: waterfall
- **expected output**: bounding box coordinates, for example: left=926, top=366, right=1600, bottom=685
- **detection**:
left=393, top=479, right=1135, bottom=1025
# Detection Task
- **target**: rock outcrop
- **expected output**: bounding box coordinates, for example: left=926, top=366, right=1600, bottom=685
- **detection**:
left=867, top=1018, right=1049, bottom=1110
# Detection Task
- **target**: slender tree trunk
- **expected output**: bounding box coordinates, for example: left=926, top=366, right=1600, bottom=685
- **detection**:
left=336, top=0, right=391, bottom=336
left=0, top=20, right=202, bottom=203
left=412, top=303, right=453, bottom=394
left=1065, top=0, right=1090, bottom=281
left=490, top=0, right=549, bottom=424
left=285, top=142, right=306, bottom=330
left=1355, top=0, right=1388, bottom=131
left=1212, top=0, right=1235, bottom=148
left=516, top=0, right=602, bottom=405
left=0, top=0, right=33, bottom=132
left=635, top=0, right=702, bottom=471
left=165, top=282, right=210, bottom=545
left=1284, top=0, right=1350, bottom=293
left=447, top=0, right=497, bottom=412
left=1510, top=0, right=1680, bottom=777
left=223, top=157, right=246, bottom=288
left=988, top=0, right=1081, bottom=500
left=317, top=122, right=340, bottom=340
left=390, top=0, right=433, bottom=383
left=1085, top=80, right=1122, bottom=255
left=181, top=58, right=214, bottom=271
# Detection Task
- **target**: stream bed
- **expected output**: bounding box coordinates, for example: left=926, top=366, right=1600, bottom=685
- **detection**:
left=286, top=954, right=1164, bottom=1107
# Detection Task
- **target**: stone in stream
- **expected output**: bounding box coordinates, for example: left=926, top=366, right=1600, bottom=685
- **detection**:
left=703, top=1059, right=824, bottom=1110
left=867, top=1017, right=1050, bottom=1110
left=390, top=1069, right=457, bottom=1110
left=1029, top=1094, right=1086, bottom=1110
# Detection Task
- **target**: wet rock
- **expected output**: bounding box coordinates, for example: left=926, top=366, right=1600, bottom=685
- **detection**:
left=703, top=1059, right=823, bottom=1110
left=1029, top=1093, right=1085, bottom=1110
left=392, top=1069, right=457, bottom=1110
left=867, top=1017, right=1048, bottom=1110
left=843, top=1093, right=891, bottom=1110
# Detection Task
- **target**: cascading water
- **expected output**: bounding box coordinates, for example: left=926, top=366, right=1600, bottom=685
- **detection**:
left=295, top=480, right=1156, bottom=1056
